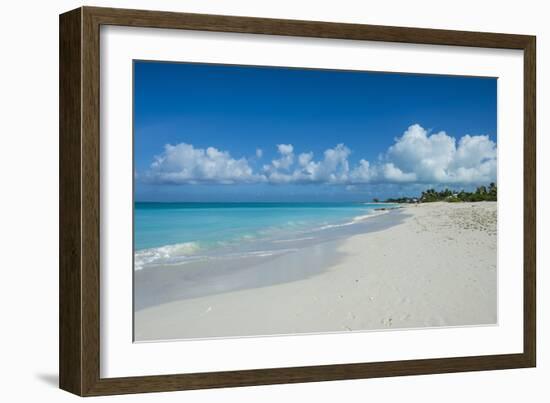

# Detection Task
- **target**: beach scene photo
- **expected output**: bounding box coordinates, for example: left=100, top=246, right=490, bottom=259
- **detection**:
left=133, top=61, right=497, bottom=341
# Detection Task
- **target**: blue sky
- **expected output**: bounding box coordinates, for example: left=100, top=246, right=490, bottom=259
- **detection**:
left=134, top=61, right=497, bottom=202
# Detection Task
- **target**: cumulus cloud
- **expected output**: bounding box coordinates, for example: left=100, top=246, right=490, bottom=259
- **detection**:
left=142, top=124, right=497, bottom=187
left=143, top=143, right=262, bottom=184
left=381, top=163, right=418, bottom=182
left=263, top=144, right=351, bottom=184
left=268, top=144, right=294, bottom=171
left=383, top=124, right=496, bottom=184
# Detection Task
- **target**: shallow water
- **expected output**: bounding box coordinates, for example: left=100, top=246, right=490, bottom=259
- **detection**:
left=134, top=202, right=398, bottom=271
left=134, top=207, right=406, bottom=310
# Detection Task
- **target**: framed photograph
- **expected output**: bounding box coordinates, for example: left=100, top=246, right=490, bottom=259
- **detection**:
left=59, top=6, right=536, bottom=396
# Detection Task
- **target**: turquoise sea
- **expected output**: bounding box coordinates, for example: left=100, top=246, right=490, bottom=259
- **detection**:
left=134, top=202, right=398, bottom=271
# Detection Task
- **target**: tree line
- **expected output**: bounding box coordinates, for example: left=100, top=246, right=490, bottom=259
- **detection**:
left=381, top=183, right=497, bottom=203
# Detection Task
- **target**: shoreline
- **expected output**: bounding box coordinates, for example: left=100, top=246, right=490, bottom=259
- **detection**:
left=134, top=208, right=406, bottom=310
left=133, top=202, right=399, bottom=271
left=135, top=202, right=497, bottom=341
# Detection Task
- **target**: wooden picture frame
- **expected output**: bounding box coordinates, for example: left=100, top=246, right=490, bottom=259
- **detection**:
left=59, top=6, right=536, bottom=396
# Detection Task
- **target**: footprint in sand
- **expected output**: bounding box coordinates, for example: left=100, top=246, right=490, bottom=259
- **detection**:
left=381, top=317, right=393, bottom=327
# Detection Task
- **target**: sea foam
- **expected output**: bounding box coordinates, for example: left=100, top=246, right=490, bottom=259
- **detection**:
left=135, top=242, right=201, bottom=271
left=315, top=210, right=387, bottom=231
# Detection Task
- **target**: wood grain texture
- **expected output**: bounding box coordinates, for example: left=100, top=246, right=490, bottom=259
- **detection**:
left=59, top=6, right=537, bottom=396
left=81, top=6, right=102, bottom=396
left=59, top=8, right=83, bottom=396
left=85, top=354, right=531, bottom=396
left=86, top=6, right=532, bottom=49
left=523, top=38, right=536, bottom=367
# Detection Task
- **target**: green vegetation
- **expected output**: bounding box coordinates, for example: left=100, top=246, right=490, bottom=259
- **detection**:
left=383, top=196, right=419, bottom=204
left=383, top=183, right=497, bottom=204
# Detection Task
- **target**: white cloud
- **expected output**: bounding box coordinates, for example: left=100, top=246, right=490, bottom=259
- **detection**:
left=298, top=152, right=313, bottom=167
left=263, top=144, right=351, bottom=184
left=270, top=144, right=294, bottom=170
left=277, top=144, right=293, bottom=155
left=144, top=143, right=262, bottom=184
left=383, top=124, right=496, bottom=184
left=381, top=163, right=418, bottom=182
left=315, top=144, right=351, bottom=183
left=142, top=124, right=497, bottom=187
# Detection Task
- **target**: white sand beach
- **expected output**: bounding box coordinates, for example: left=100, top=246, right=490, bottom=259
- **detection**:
left=134, top=202, right=497, bottom=341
